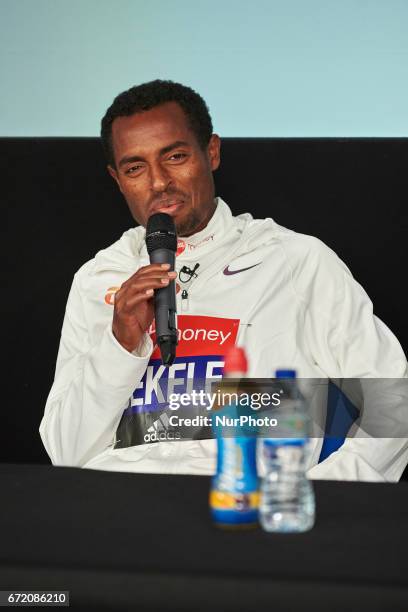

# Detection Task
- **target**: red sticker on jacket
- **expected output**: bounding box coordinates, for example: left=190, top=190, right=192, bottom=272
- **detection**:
left=148, top=315, right=239, bottom=359
left=176, top=239, right=186, bottom=256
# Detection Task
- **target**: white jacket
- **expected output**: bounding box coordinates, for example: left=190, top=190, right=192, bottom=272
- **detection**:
left=40, top=199, right=408, bottom=481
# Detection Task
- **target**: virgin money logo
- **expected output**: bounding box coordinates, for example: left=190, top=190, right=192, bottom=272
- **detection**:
left=148, top=315, right=239, bottom=358
left=186, top=234, right=214, bottom=251
left=176, top=239, right=186, bottom=256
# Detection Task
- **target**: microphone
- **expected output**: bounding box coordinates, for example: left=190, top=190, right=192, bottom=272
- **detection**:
left=146, top=213, right=178, bottom=366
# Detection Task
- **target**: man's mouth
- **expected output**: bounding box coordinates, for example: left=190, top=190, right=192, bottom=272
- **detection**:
left=150, top=200, right=185, bottom=216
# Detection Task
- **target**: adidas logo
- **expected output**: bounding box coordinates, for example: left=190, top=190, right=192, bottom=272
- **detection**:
left=144, top=413, right=181, bottom=443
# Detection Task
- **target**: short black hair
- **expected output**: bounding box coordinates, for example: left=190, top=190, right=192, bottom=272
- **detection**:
left=101, top=79, right=213, bottom=167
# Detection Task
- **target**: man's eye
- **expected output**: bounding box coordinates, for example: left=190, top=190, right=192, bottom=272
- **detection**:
left=125, top=165, right=143, bottom=175
left=169, top=153, right=187, bottom=161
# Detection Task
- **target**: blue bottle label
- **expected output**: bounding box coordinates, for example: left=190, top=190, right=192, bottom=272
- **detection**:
left=210, top=435, right=259, bottom=525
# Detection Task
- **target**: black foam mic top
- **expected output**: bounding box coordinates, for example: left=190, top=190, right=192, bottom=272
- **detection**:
left=146, top=213, right=177, bottom=254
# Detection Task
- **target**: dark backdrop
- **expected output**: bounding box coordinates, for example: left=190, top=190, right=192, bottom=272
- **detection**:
left=2, top=137, right=407, bottom=466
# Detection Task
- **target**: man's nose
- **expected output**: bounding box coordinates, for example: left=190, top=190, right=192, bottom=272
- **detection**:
left=149, top=163, right=171, bottom=193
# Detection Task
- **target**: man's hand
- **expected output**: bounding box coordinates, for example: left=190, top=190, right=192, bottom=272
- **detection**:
left=112, top=263, right=177, bottom=353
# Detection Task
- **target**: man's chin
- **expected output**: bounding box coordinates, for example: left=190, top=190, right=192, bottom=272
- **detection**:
left=175, top=212, right=202, bottom=237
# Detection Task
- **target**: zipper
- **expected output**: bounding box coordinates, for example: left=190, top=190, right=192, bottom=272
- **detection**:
left=181, top=289, right=189, bottom=311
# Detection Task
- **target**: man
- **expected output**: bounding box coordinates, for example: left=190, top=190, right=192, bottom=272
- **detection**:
left=40, top=80, right=408, bottom=480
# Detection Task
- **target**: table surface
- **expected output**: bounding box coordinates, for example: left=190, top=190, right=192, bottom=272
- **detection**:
left=0, top=464, right=407, bottom=611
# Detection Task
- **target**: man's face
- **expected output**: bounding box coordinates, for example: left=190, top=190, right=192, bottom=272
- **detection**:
left=108, top=101, right=220, bottom=237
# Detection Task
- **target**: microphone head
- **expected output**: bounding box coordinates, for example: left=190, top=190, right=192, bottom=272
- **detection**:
left=146, top=213, right=177, bottom=254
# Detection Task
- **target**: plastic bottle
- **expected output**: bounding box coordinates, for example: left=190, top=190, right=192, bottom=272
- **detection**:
left=209, top=346, right=259, bottom=529
left=259, top=369, right=315, bottom=533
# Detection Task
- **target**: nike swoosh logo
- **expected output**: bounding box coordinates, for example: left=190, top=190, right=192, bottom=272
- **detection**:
left=223, top=263, right=262, bottom=275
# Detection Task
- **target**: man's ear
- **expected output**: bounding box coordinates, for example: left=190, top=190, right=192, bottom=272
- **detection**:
left=108, top=165, right=123, bottom=193
left=207, top=134, right=221, bottom=171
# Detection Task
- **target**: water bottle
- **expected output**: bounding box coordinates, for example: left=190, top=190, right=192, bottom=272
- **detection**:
left=209, top=346, right=259, bottom=529
left=259, top=369, right=315, bottom=533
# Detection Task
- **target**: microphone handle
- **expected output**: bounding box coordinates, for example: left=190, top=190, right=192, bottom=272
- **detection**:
left=149, top=248, right=177, bottom=365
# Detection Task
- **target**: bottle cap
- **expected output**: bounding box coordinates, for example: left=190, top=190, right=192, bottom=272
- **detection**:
left=223, top=346, right=248, bottom=375
left=275, top=369, right=296, bottom=378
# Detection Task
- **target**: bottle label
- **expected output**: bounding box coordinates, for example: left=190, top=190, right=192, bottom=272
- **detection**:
left=210, top=490, right=260, bottom=525
left=210, top=436, right=259, bottom=525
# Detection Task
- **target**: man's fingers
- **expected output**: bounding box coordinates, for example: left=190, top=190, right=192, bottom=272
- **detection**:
left=112, top=264, right=175, bottom=350
left=116, top=271, right=176, bottom=301
left=122, top=263, right=173, bottom=286
left=116, top=276, right=176, bottom=311
left=125, top=291, right=155, bottom=309
left=129, top=272, right=177, bottom=288
left=137, top=263, right=171, bottom=275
